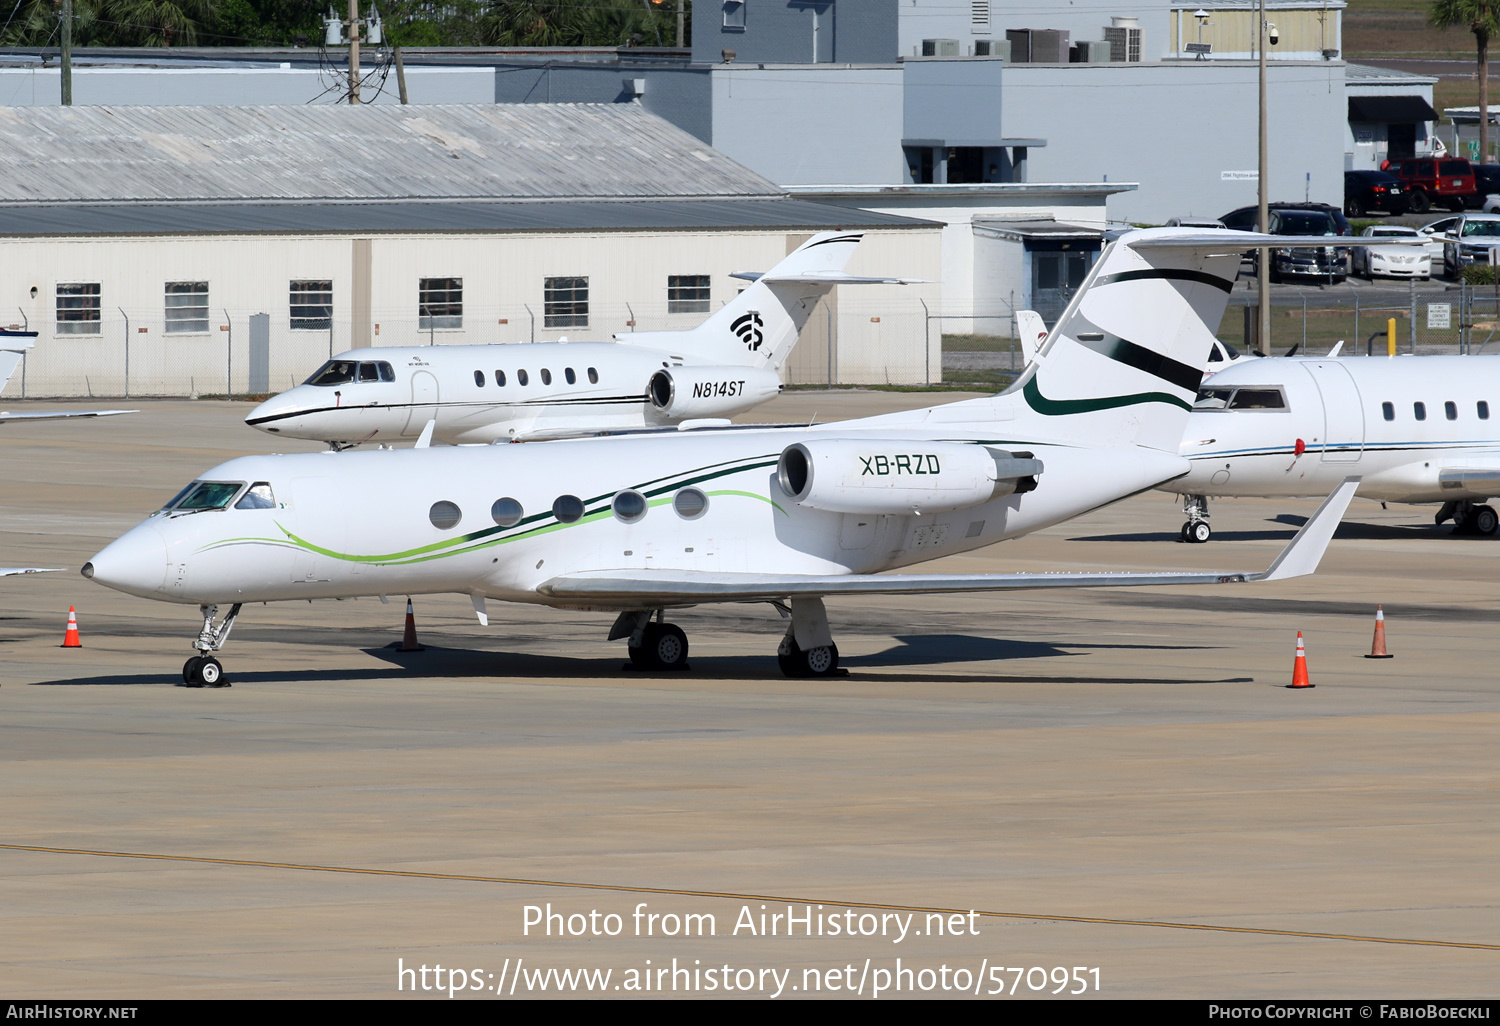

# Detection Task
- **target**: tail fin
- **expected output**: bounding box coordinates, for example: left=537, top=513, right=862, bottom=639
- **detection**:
left=1010, top=228, right=1243, bottom=452
left=615, top=231, right=921, bottom=370
left=0, top=331, right=36, bottom=395
left=1014, top=310, right=1049, bottom=366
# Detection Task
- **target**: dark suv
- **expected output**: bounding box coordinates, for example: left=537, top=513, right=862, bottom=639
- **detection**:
left=1221, top=202, right=1352, bottom=236
left=1392, top=158, right=1476, bottom=213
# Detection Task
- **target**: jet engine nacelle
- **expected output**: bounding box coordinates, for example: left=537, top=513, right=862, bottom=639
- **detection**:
left=648, top=366, right=782, bottom=419
left=776, top=439, right=1042, bottom=515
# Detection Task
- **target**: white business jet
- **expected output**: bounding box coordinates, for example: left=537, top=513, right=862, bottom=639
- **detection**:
left=83, top=228, right=1368, bottom=687
left=1171, top=353, right=1500, bottom=542
left=244, top=232, right=917, bottom=448
left=0, top=330, right=136, bottom=425
left=3, top=329, right=135, bottom=576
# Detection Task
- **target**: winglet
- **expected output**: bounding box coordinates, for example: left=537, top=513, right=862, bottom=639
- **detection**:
left=1249, top=477, right=1360, bottom=582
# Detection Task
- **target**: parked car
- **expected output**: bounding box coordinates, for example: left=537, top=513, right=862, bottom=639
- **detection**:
left=1344, top=169, right=1408, bottom=216
left=1441, top=213, right=1500, bottom=277
left=1166, top=217, right=1228, bottom=228
left=1266, top=209, right=1347, bottom=282
left=1220, top=202, right=1352, bottom=236
left=1350, top=225, right=1430, bottom=279
left=1468, top=164, right=1500, bottom=209
left=1391, top=157, right=1477, bottom=213
left=1417, top=215, right=1461, bottom=261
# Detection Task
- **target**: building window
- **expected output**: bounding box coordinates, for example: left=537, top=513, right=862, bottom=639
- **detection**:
left=56, top=283, right=101, bottom=335
left=290, top=280, right=333, bottom=331
left=723, top=0, right=745, bottom=30
left=165, top=282, right=209, bottom=334
left=668, top=275, right=711, bottom=314
left=544, top=276, right=589, bottom=329
left=419, top=278, right=463, bottom=330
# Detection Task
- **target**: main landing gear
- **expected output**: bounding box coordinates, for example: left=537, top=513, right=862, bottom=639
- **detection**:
left=609, top=597, right=844, bottom=678
left=1179, top=494, right=1212, bottom=543
left=181, top=603, right=241, bottom=688
left=1436, top=500, right=1499, bottom=536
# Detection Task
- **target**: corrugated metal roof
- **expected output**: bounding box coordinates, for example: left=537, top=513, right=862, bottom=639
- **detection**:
left=0, top=198, right=936, bottom=236
left=0, top=103, right=784, bottom=204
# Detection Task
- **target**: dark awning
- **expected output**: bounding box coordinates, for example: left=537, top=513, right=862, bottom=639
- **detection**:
left=1348, top=95, right=1438, bottom=123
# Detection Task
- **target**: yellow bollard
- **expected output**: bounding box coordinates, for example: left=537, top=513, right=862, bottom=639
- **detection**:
left=1387, top=317, right=1397, bottom=357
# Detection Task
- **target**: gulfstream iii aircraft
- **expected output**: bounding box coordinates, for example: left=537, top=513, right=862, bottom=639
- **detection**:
left=1170, top=353, right=1500, bottom=541
left=84, top=229, right=1368, bottom=686
left=244, top=232, right=918, bottom=448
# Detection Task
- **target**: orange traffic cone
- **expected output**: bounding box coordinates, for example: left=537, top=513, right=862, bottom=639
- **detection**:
left=398, top=598, right=424, bottom=652
left=1364, top=605, right=1394, bottom=659
left=61, top=606, right=82, bottom=648
left=1287, top=631, right=1314, bottom=689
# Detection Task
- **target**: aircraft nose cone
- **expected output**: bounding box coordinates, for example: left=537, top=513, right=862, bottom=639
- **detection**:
left=245, top=392, right=305, bottom=433
left=85, top=525, right=168, bottom=598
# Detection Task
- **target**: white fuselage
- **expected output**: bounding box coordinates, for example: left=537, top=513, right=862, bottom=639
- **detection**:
left=87, top=414, right=1186, bottom=609
left=1174, top=355, right=1500, bottom=504
left=245, top=342, right=781, bottom=445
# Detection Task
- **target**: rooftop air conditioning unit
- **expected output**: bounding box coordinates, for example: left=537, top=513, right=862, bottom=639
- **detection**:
left=1005, top=29, right=1031, bottom=62
left=1029, top=29, right=1070, bottom=63
left=1070, top=40, right=1110, bottom=63
left=922, top=38, right=961, bottom=57
left=1103, top=16, right=1142, bottom=62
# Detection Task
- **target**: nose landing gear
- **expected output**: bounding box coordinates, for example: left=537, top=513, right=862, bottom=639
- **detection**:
left=181, top=603, right=241, bottom=688
left=1180, top=494, right=1212, bottom=543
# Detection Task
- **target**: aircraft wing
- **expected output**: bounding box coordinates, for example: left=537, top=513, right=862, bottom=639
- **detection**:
left=0, top=409, right=137, bottom=423
left=729, top=270, right=929, bottom=285
left=2, top=567, right=61, bottom=576
left=539, top=479, right=1358, bottom=606
left=1128, top=232, right=1425, bottom=250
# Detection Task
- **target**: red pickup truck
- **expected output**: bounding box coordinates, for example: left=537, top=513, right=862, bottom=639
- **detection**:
left=1392, top=158, right=1477, bottom=213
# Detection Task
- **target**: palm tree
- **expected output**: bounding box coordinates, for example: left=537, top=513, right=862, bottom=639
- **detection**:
left=1433, top=0, right=1500, bottom=164
left=98, top=0, right=218, bottom=45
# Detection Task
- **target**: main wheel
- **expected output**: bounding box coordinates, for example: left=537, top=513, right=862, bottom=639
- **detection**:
left=182, top=655, right=203, bottom=686
left=640, top=623, right=688, bottom=671
left=1408, top=190, right=1430, bottom=214
left=1187, top=521, right=1212, bottom=544
left=777, top=635, right=840, bottom=678
left=1474, top=505, right=1499, bottom=535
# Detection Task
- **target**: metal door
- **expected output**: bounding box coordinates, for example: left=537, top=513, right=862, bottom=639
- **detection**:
left=1030, top=250, right=1093, bottom=325
left=1304, top=361, right=1365, bottom=462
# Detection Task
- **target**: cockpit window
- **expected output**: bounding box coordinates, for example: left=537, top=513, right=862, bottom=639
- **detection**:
left=175, top=482, right=244, bottom=511
left=1194, top=386, right=1286, bottom=411
left=159, top=482, right=197, bottom=511
left=306, top=360, right=357, bottom=386
left=377, top=362, right=395, bottom=382
left=359, top=362, right=381, bottom=382
left=1228, top=388, right=1286, bottom=410
left=234, top=482, right=276, bottom=510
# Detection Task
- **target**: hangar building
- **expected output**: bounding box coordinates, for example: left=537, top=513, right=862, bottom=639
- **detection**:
left=0, top=103, right=941, bottom=398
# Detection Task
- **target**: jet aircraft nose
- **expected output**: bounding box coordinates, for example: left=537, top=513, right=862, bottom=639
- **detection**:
left=245, top=390, right=311, bottom=434
left=83, top=524, right=168, bottom=598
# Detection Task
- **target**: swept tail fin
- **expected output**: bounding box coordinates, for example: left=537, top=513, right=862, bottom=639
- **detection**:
left=615, top=231, right=921, bottom=370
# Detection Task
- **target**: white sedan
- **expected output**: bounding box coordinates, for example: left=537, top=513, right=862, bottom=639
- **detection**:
left=1352, top=225, right=1432, bottom=279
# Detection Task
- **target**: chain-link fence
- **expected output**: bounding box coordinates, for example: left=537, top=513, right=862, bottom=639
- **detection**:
left=2, top=295, right=949, bottom=398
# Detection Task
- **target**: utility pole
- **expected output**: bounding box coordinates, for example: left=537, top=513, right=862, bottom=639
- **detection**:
left=677, top=0, right=684, bottom=49
left=1256, top=0, right=1270, bottom=356
left=348, top=0, right=361, bottom=104
left=60, top=0, right=72, bottom=105
left=394, top=47, right=408, bottom=104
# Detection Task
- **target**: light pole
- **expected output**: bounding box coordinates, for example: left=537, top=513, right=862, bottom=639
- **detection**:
left=1257, top=0, right=1271, bottom=356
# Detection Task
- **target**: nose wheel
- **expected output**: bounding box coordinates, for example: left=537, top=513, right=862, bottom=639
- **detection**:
left=1180, top=494, right=1211, bottom=543
left=178, top=603, right=240, bottom=688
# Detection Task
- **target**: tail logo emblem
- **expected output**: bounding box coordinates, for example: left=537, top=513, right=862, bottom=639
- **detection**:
left=732, top=312, right=764, bottom=352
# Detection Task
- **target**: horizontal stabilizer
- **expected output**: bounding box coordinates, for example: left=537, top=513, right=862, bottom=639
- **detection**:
left=0, top=409, right=137, bottom=422
left=1131, top=232, right=1425, bottom=250
left=537, top=480, right=1356, bottom=605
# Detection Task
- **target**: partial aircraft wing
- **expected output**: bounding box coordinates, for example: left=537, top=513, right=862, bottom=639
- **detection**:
left=2, top=567, right=61, bottom=576
left=539, top=479, right=1358, bottom=606
left=0, top=409, right=137, bottom=423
